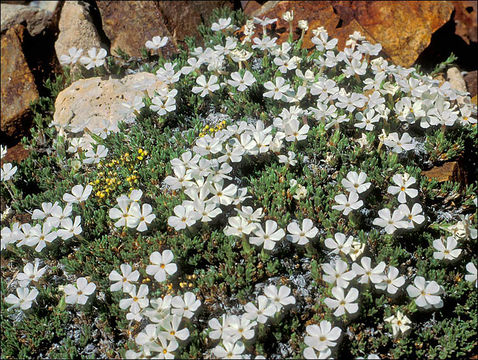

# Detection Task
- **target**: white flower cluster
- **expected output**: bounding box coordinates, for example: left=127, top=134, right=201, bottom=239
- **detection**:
left=108, top=189, right=156, bottom=232
left=1, top=146, right=17, bottom=182
left=209, top=284, right=295, bottom=359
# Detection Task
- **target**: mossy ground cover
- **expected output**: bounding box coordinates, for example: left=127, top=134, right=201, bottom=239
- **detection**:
left=1, top=7, right=477, bottom=359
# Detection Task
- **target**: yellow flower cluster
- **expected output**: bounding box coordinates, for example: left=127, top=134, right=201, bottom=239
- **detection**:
left=179, top=274, right=197, bottom=289
left=88, top=148, right=149, bottom=200
left=198, top=120, right=227, bottom=137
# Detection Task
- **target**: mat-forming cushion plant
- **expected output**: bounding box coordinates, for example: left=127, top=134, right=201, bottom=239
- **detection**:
left=1, top=7, right=477, bottom=359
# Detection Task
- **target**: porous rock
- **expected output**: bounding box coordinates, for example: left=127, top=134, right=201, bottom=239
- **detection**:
left=53, top=72, right=164, bottom=134
left=54, top=1, right=103, bottom=63
left=1, top=24, right=39, bottom=141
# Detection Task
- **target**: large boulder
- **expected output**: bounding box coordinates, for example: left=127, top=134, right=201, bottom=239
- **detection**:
left=1, top=24, right=39, bottom=143
left=1, top=3, right=54, bottom=36
left=54, top=1, right=103, bottom=63
left=245, top=1, right=454, bottom=67
left=53, top=72, right=164, bottom=135
left=96, top=1, right=175, bottom=57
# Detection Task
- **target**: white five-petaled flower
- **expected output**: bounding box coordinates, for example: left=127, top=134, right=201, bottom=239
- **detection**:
left=249, top=220, right=285, bottom=250
left=146, top=250, right=178, bottom=283
left=192, top=75, right=220, bottom=97
left=171, top=291, right=201, bottom=319
left=352, top=257, right=385, bottom=284
left=465, top=262, right=477, bottom=287
left=263, top=77, right=290, bottom=100
left=322, top=259, right=356, bottom=288
left=16, top=258, right=47, bottom=287
left=385, top=310, right=411, bottom=337
left=79, top=47, right=107, bottom=69
left=109, top=264, right=139, bottom=293
left=5, top=287, right=39, bottom=310
left=432, top=236, right=462, bottom=261
left=119, top=284, right=150, bottom=314
left=64, top=277, right=96, bottom=305
left=57, top=216, right=82, bottom=240
left=324, top=232, right=354, bottom=256
left=211, top=17, right=232, bottom=31
left=212, top=340, right=245, bottom=359
left=145, top=36, right=168, bottom=50
left=398, top=203, right=425, bottom=229
left=167, top=204, right=201, bottom=231
left=341, top=171, right=371, bottom=194
left=406, top=276, right=443, bottom=309
left=244, top=295, right=276, bottom=324
left=324, top=287, right=359, bottom=317
left=304, top=320, right=342, bottom=352
left=128, top=202, right=156, bottom=232
left=63, top=184, right=92, bottom=204
left=373, top=208, right=408, bottom=234
left=59, top=47, right=83, bottom=65
left=387, top=173, right=419, bottom=203
left=228, top=70, right=256, bottom=91
left=263, top=284, right=295, bottom=312
left=375, top=266, right=405, bottom=294
left=1, top=163, right=17, bottom=182
left=286, top=218, right=318, bottom=245
left=332, top=192, right=363, bottom=215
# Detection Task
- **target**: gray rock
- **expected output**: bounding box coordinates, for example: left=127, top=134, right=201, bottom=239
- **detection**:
left=1, top=3, right=53, bottom=36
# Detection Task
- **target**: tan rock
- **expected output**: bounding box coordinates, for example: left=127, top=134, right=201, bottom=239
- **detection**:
left=1, top=3, right=53, bottom=36
left=53, top=72, right=164, bottom=135
left=422, top=161, right=467, bottom=184
left=447, top=67, right=467, bottom=93
left=1, top=24, right=39, bottom=141
left=54, top=1, right=103, bottom=64
left=97, top=1, right=175, bottom=57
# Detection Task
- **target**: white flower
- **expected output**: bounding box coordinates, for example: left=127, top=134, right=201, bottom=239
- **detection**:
left=282, top=10, right=294, bottom=22
left=322, top=259, right=356, bottom=288
left=278, top=151, right=297, bottom=166
left=324, top=287, right=359, bottom=317
left=28, top=222, right=57, bottom=252
left=332, top=192, right=363, bottom=215
left=5, top=287, right=39, bottom=310
left=465, top=262, right=477, bottom=287
left=119, top=284, right=150, bottom=314
left=171, top=292, right=201, bottom=319
left=324, top=233, right=354, bottom=256
left=284, top=118, right=310, bottom=142
left=150, top=96, right=176, bottom=115
left=387, top=173, right=418, bottom=203
left=57, top=216, right=82, bottom=240
left=83, top=144, right=108, bottom=164
left=263, top=284, right=295, bottom=312
left=128, top=202, right=156, bottom=232
left=352, top=257, right=385, bottom=284
left=109, top=196, right=135, bottom=228
left=398, top=203, right=425, bottom=229
left=213, top=341, right=245, bottom=359
left=228, top=70, right=256, bottom=91
left=385, top=310, right=411, bottom=337
left=244, top=295, right=276, bottom=324
left=145, top=36, right=168, bottom=50
left=249, top=220, right=285, bottom=250
left=304, top=347, right=331, bottom=359
left=208, top=314, right=229, bottom=340
left=384, top=132, right=416, bottom=153
left=167, top=204, right=201, bottom=231
left=64, top=277, right=96, bottom=305
left=59, top=47, right=83, bottom=65
left=16, top=259, right=47, bottom=287
left=304, top=320, right=342, bottom=352
left=146, top=250, right=177, bottom=283
left=1, top=163, right=17, bottom=182
left=375, top=266, right=405, bottom=294
left=192, top=75, right=220, bottom=97
left=224, top=315, right=257, bottom=342
left=373, top=208, right=408, bottom=234
left=79, top=47, right=107, bottom=69
left=156, top=338, right=178, bottom=359
left=63, top=184, right=92, bottom=204
left=158, top=314, right=190, bottom=341
left=263, top=77, right=290, bottom=100
left=341, top=171, right=371, bottom=194
left=109, top=264, right=139, bottom=293
left=406, top=276, right=443, bottom=309
left=211, top=17, right=232, bottom=31
left=433, top=236, right=462, bottom=261
left=286, top=218, right=318, bottom=245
